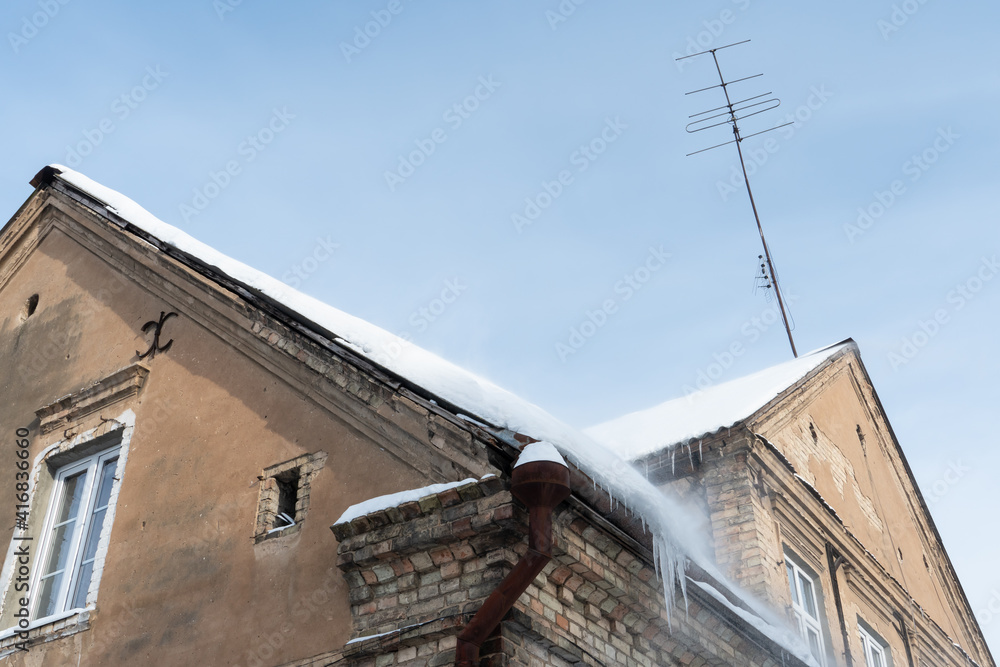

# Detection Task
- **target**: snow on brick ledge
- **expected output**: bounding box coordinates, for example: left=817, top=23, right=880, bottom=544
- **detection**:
left=331, top=475, right=502, bottom=541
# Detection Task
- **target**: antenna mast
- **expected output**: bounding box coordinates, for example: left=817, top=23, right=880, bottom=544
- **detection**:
left=678, top=40, right=798, bottom=358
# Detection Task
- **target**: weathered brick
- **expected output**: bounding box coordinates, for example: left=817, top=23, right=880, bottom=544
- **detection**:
left=441, top=561, right=462, bottom=580
left=429, top=547, right=454, bottom=565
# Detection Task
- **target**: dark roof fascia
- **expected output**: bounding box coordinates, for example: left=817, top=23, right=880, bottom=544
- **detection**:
left=34, top=175, right=580, bottom=475
left=39, top=175, right=495, bottom=421
left=27, top=172, right=535, bottom=475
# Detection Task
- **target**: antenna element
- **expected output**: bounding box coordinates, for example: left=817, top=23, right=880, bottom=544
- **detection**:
left=678, top=40, right=798, bottom=357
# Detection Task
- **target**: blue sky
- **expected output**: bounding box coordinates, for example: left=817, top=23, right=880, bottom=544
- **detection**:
left=2, top=0, right=998, bottom=654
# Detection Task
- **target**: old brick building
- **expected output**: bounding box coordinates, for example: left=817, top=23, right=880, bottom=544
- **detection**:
left=586, top=346, right=994, bottom=667
left=0, top=165, right=991, bottom=666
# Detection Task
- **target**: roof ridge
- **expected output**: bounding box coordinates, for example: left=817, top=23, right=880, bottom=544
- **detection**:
left=584, top=340, right=856, bottom=459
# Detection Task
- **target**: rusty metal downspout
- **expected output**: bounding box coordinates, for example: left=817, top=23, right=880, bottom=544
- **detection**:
left=455, top=458, right=570, bottom=667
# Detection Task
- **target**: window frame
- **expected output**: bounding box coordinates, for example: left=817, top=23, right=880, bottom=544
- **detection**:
left=31, top=445, right=121, bottom=623
left=0, top=409, right=134, bottom=653
left=785, top=552, right=828, bottom=666
left=253, top=451, right=326, bottom=543
left=858, top=620, right=893, bottom=667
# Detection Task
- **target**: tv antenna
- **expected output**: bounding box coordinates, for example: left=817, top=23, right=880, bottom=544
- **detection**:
left=677, top=39, right=798, bottom=357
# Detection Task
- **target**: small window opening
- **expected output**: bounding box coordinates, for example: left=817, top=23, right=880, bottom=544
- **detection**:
left=272, top=471, right=299, bottom=531
left=20, top=294, right=39, bottom=322
left=254, top=451, right=326, bottom=543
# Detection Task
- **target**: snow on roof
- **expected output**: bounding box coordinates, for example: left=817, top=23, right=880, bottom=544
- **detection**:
left=513, top=441, right=566, bottom=469
left=584, top=341, right=854, bottom=460
left=48, top=165, right=583, bottom=438
left=42, top=165, right=815, bottom=661
left=690, top=579, right=819, bottom=667
left=333, top=476, right=489, bottom=526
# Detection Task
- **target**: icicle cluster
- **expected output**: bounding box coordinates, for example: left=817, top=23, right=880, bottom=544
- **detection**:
left=546, top=433, right=716, bottom=623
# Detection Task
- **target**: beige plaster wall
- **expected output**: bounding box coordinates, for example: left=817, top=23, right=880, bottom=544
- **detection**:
left=0, top=212, right=433, bottom=665
left=757, top=361, right=983, bottom=662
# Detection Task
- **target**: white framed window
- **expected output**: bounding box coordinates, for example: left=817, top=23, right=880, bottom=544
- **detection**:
left=859, top=620, right=893, bottom=667
left=32, top=445, right=121, bottom=621
left=0, top=404, right=134, bottom=655
left=785, top=554, right=827, bottom=666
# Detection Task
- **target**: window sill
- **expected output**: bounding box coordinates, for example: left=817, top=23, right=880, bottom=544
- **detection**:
left=0, top=607, right=91, bottom=656
left=255, top=522, right=302, bottom=544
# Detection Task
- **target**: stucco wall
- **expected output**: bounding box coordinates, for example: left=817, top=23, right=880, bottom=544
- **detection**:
left=757, top=365, right=967, bottom=646
left=750, top=358, right=990, bottom=666
left=0, top=202, right=455, bottom=665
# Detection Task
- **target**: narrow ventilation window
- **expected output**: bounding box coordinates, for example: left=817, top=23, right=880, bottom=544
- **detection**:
left=20, top=294, right=39, bottom=323
left=254, top=451, right=326, bottom=543
left=272, top=470, right=299, bottom=530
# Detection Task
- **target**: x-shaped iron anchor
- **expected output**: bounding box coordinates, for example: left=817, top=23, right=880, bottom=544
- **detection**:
left=137, top=311, right=178, bottom=359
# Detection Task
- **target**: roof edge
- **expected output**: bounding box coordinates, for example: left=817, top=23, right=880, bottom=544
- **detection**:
left=846, top=348, right=996, bottom=667
left=743, top=338, right=857, bottom=428
left=29, top=165, right=60, bottom=189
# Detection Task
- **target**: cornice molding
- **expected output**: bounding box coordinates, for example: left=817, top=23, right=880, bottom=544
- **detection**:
left=36, top=363, right=149, bottom=434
